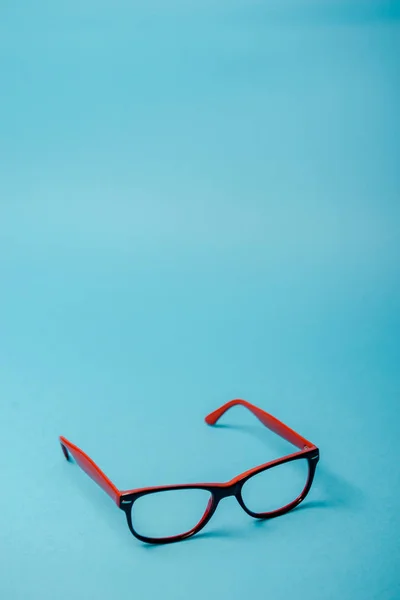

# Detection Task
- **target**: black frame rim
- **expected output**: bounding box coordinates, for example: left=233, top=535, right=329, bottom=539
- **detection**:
left=119, top=448, right=319, bottom=544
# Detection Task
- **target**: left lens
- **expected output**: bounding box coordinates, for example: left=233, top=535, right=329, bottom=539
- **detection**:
left=131, top=488, right=212, bottom=540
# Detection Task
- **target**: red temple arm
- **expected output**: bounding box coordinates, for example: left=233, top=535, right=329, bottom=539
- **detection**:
left=59, top=436, right=121, bottom=505
left=205, top=399, right=314, bottom=450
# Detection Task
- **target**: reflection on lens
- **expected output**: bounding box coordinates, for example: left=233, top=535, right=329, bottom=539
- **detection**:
left=131, top=488, right=212, bottom=539
left=241, top=458, right=309, bottom=514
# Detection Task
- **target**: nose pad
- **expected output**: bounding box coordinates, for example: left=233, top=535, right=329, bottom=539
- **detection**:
left=207, top=492, right=246, bottom=532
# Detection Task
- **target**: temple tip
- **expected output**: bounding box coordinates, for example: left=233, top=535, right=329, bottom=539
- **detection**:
left=205, top=410, right=219, bottom=425
left=60, top=440, right=71, bottom=461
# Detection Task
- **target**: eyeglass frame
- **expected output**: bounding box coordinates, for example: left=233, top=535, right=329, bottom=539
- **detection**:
left=59, top=398, right=320, bottom=544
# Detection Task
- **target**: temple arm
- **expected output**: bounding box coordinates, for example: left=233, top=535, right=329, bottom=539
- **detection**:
left=59, top=436, right=121, bottom=505
left=205, top=399, right=314, bottom=450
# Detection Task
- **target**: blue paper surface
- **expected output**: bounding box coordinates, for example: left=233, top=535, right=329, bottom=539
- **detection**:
left=1, top=2, right=399, bottom=598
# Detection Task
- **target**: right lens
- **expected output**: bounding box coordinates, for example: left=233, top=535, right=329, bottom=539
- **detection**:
left=131, top=488, right=212, bottom=540
left=241, top=458, right=310, bottom=515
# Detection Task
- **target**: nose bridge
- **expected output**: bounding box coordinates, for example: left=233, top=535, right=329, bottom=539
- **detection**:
left=218, top=481, right=241, bottom=500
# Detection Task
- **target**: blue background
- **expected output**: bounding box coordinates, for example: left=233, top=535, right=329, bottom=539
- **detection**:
left=1, top=1, right=399, bottom=598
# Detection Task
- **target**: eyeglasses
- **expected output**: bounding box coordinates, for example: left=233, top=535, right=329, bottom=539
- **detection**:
left=59, top=399, right=319, bottom=544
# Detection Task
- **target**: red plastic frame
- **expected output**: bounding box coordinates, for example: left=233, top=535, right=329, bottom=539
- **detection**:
left=205, top=398, right=314, bottom=449
left=59, top=398, right=319, bottom=544
left=60, top=436, right=121, bottom=505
